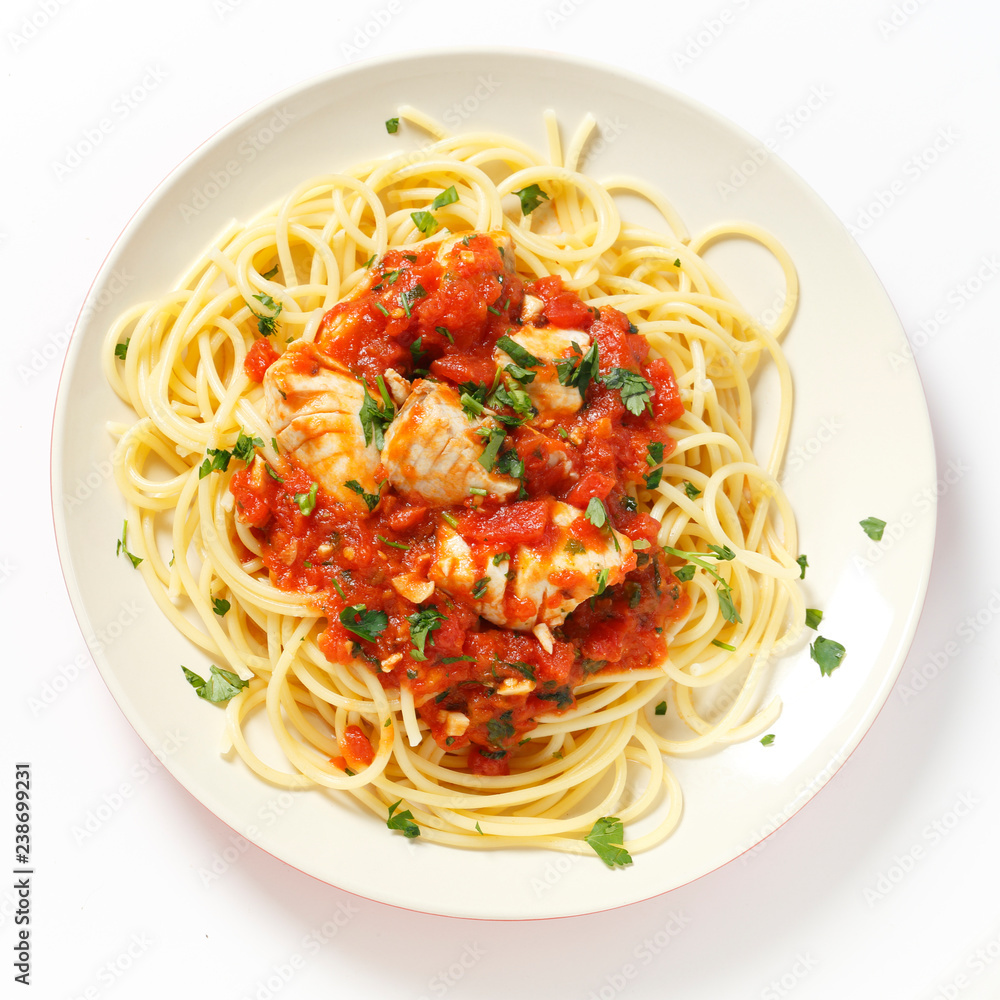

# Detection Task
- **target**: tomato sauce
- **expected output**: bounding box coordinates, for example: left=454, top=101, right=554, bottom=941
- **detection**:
left=230, top=234, right=688, bottom=766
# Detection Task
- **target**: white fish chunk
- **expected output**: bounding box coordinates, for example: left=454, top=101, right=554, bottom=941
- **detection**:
left=429, top=501, right=634, bottom=630
left=494, top=325, right=592, bottom=417
left=379, top=380, right=517, bottom=505
left=263, top=347, right=381, bottom=511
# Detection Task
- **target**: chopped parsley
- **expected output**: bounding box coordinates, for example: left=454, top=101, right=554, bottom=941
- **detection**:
left=601, top=367, right=655, bottom=416
left=385, top=117, right=399, bottom=134
left=114, top=338, right=130, bottom=360
left=805, top=608, right=823, bottom=630
left=116, top=519, right=142, bottom=568
left=585, top=496, right=607, bottom=528
left=406, top=606, right=445, bottom=661
left=471, top=577, right=489, bottom=600
left=683, top=481, right=702, bottom=500
left=430, top=185, right=459, bottom=209
left=198, top=447, right=232, bottom=479
left=513, top=183, right=550, bottom=215
left=535, top=685, right=573, bottom=709
left=211, top=597, right=230, bottom=617
left=410, top=210, right=439, bottom=235
left=345, top=479, right=381, bottom=512
left=400, top=283, right=427, bottom=317
left=760, top=733, right=775, bottom=746
left=182, top=664, right=247, bottom=703
left=663, top=544, right=741, bottom=624
left=810, top=636, right=846, bottom=677
left=358, top=376, right=395, bottom=449
left=555, top=341, right=600, bottom=399
left=476, top=425, right=507, bottom=471
left=435, top=325, right=454, bottom=343
left=233, top=429, right=264, bottom=464
left=486, top=710, right=515, bottom=747
left=386, top=800, right=420, bottom=838
left=585, top=816, right=632, bottom=868
left=654, top=701, right=667, bottom=716
left=376, top=534, right=409, bottom=551
left=796, top=554, right=808, bottom=579
left=249, top=293, right=283, bottom=336
left=339, top=604, right=389, bottom=643
left=264, top=464, right=283, bottom=483
left=711, top=639, right=736, bottom=651
left=294, top=482, right=318, bottom=515
left=496, top=335, right=541, bottom=369
left=860, top=516, right=886, bottom=541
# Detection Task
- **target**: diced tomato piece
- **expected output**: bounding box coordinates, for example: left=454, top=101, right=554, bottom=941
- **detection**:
left=458, top=500, right=550, bottom=545
left=340, top=725, right=375, bottom=767
left=564, top=472, right=616, bottom=508
left=429, top=352, right=498, bottom=386
left=386, top=503, right=428, bottom=532
left=468, top=745, right=510, bottom=776
left=528, top=275, right=596, bottom=329
left=647, top=358, right=685, bottom=422
left=243, top=338, right=280, bottom=382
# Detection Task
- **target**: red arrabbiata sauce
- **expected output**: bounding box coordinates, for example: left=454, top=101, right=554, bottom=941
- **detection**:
left=231, top=232, right=687, bottom=773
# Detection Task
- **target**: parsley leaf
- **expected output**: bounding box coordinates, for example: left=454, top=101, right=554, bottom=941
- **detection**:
left=182, top=664, right=248, bottom=703
left=430, top=185, right=459, bottom=209
left=535, top=685, right=574, bottom=709
left=585, top=496, right=607, bottom=528
left=211, top=597, right=230, bottom=616
left=294, top=482, right=318, bottom=515
left=410, top=210, right=439, bottom=235
left=250, top=293, right=282, bottom=336
left=344, top=479, right=380, bottom=512
left=358, top=377, right=395, bottom=449
left=760, top=733, right=775, bottom=746
left=513, top=183, right=550, bottom=215
left=683, top=481, right=702, bottom=499
left=385, top=117, right=399, bottom=134
left=400, top=283, right=427, bottom=318
left=477, top=426, right=507, bottom=471
left=198, top=447, right=232, bottom=479
left=555, top=341, right=599, bottom=399
left=114, top=338, right=130, bottom=360
left=486, top=710, right=515, bottom=747
left=407, top=606, right=445, bottom=661
left=805, top=608, right=823, bottom=630
left=386, top=799, right=420, bottom=838
left=810, top=636, right=846, bottom=677
left=796, top=554, right=808, bottom=579
left=339, top=604, right=389, bottom=643
left=860, top=517, right=886, bottom=541
left=663, top=544, right=742, bottom=624
left=601, top=367, right=655, bottom=416
left=496, top=334, right=541, bottom=369
left=116, top=519, right=143, bottom=568
left=585, top=816, right=633, bottom=868
left=233, top=430, right=264, bottom=464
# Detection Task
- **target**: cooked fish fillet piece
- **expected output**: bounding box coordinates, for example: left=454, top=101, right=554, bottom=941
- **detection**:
left=494, top=325, right=592, bottom=416
left=429, top=501, right=634, bottom=630
left=263, top=346, right=381, bottom=511
left=379, top=380, right=517, bottom=505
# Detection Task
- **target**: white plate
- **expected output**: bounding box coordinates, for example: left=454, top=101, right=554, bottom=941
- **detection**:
left=52, top=49, right=936, bottom=919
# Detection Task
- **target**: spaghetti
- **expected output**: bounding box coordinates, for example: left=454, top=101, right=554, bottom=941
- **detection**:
left=102, top=109, right=804, bottom=861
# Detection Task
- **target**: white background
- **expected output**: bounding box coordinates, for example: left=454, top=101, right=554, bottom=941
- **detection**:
left=6, top=1, right=999, bottom=998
